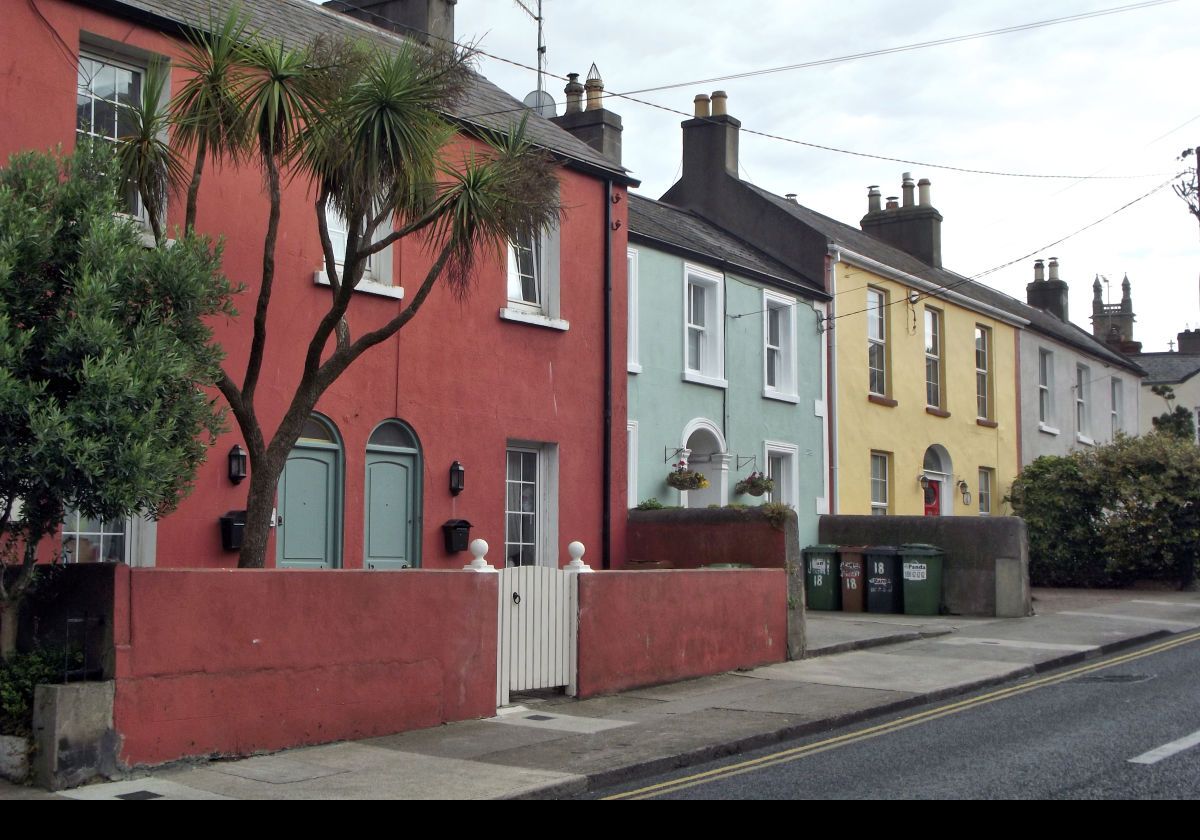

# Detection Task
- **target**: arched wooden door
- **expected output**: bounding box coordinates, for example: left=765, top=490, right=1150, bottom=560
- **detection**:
left=276, top=415, right=343, bottom=569
left=364, top=420, right=422, bottom=570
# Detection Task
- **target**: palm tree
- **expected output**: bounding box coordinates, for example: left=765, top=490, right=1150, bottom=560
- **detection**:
left=119, top=13, right=562, bottom=568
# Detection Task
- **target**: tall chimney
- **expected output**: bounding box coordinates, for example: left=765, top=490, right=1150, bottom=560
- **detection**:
left=550, top=64, right=623, bottom=164
left=675, top=90, right=741, bottom=182
left=861, top=173, right=943, bottom=267
left=325, top=0, right=456, bottom=45
left=1026, top=257, right=1069, bottom=321
left=1178, top=329, right=1200, bottom=354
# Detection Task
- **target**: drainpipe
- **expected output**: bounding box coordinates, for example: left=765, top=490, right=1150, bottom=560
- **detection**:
left=602, top=178, right=613, bottom=569
left=826, top=246, right=841, bottom=515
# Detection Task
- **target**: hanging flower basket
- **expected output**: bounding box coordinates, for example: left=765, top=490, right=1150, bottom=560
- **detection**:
left=735, top=472, right=775, bottom=497
left=666, top=462, right=709, bottom=491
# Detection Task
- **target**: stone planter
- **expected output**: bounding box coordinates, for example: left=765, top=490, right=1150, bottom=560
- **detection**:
left=0, top=734, right=30, bottom=783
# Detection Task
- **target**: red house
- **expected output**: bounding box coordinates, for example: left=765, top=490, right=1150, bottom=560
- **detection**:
left=2, top=0, right=634, bottom=573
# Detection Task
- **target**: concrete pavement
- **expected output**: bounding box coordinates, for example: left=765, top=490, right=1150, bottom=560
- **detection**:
left=5, top=587, right=1200, bottom=800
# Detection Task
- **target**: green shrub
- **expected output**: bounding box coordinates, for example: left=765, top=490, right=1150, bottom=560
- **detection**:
left=0, top=648, right=80, bottom=737
left=635, top=498, right=665, bottom=511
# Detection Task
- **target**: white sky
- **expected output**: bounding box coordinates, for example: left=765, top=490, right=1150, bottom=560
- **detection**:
left=316, top=0, right=1200, bottom=352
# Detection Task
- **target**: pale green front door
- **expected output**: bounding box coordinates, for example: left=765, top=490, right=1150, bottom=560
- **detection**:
left=364, top=449, right=420, bottom=570
left=276, top=447, right=340, bottom=569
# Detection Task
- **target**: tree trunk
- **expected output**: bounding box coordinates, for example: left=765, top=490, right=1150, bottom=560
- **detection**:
left=237, top=457, right=285, bottom=569
left=0, top=602, right=17, bottom=660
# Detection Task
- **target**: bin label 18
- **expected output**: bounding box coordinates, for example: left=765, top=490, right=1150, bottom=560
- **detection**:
left=810, top=559, right=830, bottom=575
left=872, top=562, right=886, bottom=575
left=813, top=575, right=824, bottom=587
left=844, top=577, right=858, bottom=590
left=903, top=562, right=927, bottom=581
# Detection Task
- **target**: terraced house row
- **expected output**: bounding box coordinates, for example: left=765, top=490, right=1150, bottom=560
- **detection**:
left=4, top=0, right=1148, bottom=569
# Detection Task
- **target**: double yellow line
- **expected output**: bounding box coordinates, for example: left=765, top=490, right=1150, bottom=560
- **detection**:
left=605, top=630, right=1200, bottom=800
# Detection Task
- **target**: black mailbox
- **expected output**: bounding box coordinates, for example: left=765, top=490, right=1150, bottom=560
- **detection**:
left=219, top=510, right=247, bottom=552
left=442, top=519, right=472, bottom=553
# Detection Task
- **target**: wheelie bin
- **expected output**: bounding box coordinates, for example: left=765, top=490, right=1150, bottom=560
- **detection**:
left=899, top=543, right=946, bottom=616
left=864, top=546, right=903, bottom=613
left=804, top=545, right=841, bottom=610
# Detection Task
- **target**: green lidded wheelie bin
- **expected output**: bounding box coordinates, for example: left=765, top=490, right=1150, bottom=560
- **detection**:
left=837, top=545, right=868, bottom=613
left=804, top=545, right=841, bottom=611
left=864, top=546, right=903, bottom=613
left=900, top=543, right=945, bottom=616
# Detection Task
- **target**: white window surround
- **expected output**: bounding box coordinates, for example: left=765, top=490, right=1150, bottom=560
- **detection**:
left=626, top=421, right=638, bottom=508
left=314, top=202, right=403, bottom=299
left=1076, top=364, right=1092, bottom=444
left=924, top=307, right=943, bottom=409
left=764, top=440, right=799, bottom=508
left=975, top=325, right=991, bottom=420
left=762, top=290, right=798, bottom=402
left=61, top=510, right=156, bottom=568
left=870, top=451, right=889, bottom=516
left=627, top=248, right=641, bottom=373
left=504, top=442, right=559, bottom=568
left=867, top=287, right=887, bottom=397
left=978, top=468, right=993, bottom=517
left=500, top=218, right=566, bottom=331
left=1110, top=378, right=1123, bottom=437
left=1038, top=348, right=1055, bottom=430
left=682, top=265, right=726, bottom=389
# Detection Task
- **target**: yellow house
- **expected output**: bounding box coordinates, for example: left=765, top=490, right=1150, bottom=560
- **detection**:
left=826, top=177, right=1025, bottom=517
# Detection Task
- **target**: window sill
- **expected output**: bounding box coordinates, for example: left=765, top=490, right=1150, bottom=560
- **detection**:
left=499, top=307, right=570, bottom=331
left=1038, top=423, right=1060, bottom=436
left=1076, top=433, right=1096, bottom=446
left=976, top=418, right=999, bottom=429
left=314, top=270, right=405, bottom=300
left=682, top=371, right=728, bottom=389
left=868, top=394, right=898, bottom=407
left=926, top=406, right=951, bottom=418
left=762, top=389, right=800, bottom=405
left=627, top=362, right=643, bottom=374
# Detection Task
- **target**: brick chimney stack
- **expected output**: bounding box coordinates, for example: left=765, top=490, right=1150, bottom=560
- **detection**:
left=860, top=173, right=943, bottom=268
left=550, top=64, right=623, bottom=165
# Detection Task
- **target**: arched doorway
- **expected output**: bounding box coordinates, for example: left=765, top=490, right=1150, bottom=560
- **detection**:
left=681, top=419, right=729, bottom=508
left=364, top=420, right=423, bottom=570
left=276, top=414, right=343, bottom=569
left=922, top=445, right=953, bottom=517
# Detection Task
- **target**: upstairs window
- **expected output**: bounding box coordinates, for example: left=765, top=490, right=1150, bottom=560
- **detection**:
left=501, top=219, right=564, bottom=329
left=975, top=326, right=992, bottom=420
left=1038, top=349, right=1055, bottom=427
left=1076, top=364, right=1091, bottom=439
left=867, top=288, right=887, bottom=396
left=1110, top=378, right=1123, bottom=436
left=925, top=307, right=943, bottom=409
left=683, top=266, right=725, bottom=387
left=76, top=52, right=144, bottom=218
left=763, top=291, right=797, bottom=400
left=507, top=231, right=541, bottom=308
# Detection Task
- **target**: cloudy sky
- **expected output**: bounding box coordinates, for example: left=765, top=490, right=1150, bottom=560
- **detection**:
left=321, top=0, right=1200, bottom=351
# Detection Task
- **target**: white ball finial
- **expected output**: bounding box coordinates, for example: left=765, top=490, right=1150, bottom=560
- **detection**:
left=565, top=540, right=592, bottom=572
left=464, top=538, right=496, bottom=572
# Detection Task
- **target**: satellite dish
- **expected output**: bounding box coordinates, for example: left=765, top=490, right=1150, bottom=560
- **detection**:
left=522, top=89, right=557, bottom=119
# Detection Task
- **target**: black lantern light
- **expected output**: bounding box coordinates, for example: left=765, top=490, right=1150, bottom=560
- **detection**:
left=228, top=445, right=248, bottom=485
left=917, top=474, right=930, bottom=491
left=449, top=460, right=465, bottom=496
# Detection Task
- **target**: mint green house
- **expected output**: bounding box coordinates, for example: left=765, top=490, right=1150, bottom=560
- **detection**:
left=627, top=194, right=831, bottom=545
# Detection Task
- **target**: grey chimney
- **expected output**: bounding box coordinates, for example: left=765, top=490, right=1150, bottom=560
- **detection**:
left=324, top=0, right=456, bottom=45
left=860, top=173, right=943, bottom=267
left=550, top=64, right=623, bottom=164
left=1026, top=257, right=1070, bottom=321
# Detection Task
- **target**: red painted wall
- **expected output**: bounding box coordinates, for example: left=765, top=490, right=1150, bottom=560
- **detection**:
left=110, top=566, right=498, bottom=766
left=575, top=570, right=787, bottom=698
left=626, top=512, right=789, bottom=569
left=5, top=0, right=628, bottom=571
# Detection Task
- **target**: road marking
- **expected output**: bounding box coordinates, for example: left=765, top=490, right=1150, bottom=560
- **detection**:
left=1131, top=600, right=1200, bottom=610
left=1057, top=611, right=1198, bottom=629
left=1129, top=729, right=1200, bottom=765
left=937, top=637, right=1095, bottom=652
left=604, top=630, right=1200, bottom=799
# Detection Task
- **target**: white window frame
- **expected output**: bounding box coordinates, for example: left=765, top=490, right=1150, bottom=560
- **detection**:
left=76, top=47, right=155, bottom=227
left=1110, top=377, right=1123, bottom=437
left=925, top=307, right=943, bottom=409
left=764, top=441, right=799, bottom=507
left=61, top=509, right=156, bottom=567
left=682, top=265, right=726, bottom=388
left=977, top=467, right=994, bottom=516
left=762, top=290, right=798, bottom=402
left=1038, top=348, right=1059, bottom=434
left=626, top=421, right=638, bottom=509
left=975, top=325, right=991, bottom=420
left=500, top=217, right=567, bottom=331
left=504, top=442, right=559, bottom=568
left=1076, top=364, right=1093, bottom=444
left=627, top=248, right=641, bottom=373
left=314, top=201, right=404, bottom=300
left=867, top=287, right=887, bottom=397
left=870, top=451, right=889, bottom=516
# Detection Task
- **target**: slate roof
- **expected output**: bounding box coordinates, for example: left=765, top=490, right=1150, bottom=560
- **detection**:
left=85, top=0, right=633, bottom=182
left=628, top=193, right=825, bottom=299
left=741, top=182, right=1144, bottom=375
left=1131, top=353, right=1200, bottom=385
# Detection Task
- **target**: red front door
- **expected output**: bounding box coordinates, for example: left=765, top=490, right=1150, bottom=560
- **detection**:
left=923, top=481, right=941, bottom=516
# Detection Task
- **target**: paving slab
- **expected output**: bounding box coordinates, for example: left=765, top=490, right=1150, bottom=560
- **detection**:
left=488, top=707, right=633, bottom=735
left=748, top=650, right=1031, bottom=693
left=60, top=778, right=230, bottom=801
left=365, top=717, right=572, bottom=759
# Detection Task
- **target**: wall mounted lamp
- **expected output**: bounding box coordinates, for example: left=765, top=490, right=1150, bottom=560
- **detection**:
left=917, top=474, right=930, bottom=490
left=449, top=461, right=466, bottom=496
left=228, top=445, right=248, bottom=485
left=957, top=479, right=971, bottom=506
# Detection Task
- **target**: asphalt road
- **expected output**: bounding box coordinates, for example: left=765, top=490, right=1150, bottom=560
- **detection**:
left=593, top=632, right=1200, bottom=799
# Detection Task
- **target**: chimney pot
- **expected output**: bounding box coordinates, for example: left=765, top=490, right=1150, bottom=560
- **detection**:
left=917, top=178, right=931, bottom=207
left=563, top=72, right=584, bottom=115
left=867, top=185, right=882, bottom=213
left=1048, top=257, right=1060, bottom=282
left=785, top=193, right=797, bottom=203
left=901, top=172, right=915, bottom=207
left=711, top=90, right=728, bottom=116
left=1034, top=259, right=1045, bottom=282
left=584, top=64, right=604, bottom=111
left=693, top=93, right=711, bottom=118
left=886, top=196, right=899, bottom=211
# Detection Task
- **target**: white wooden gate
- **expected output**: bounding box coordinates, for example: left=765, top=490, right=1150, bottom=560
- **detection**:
left=496, top=565, right=579, bottom=707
